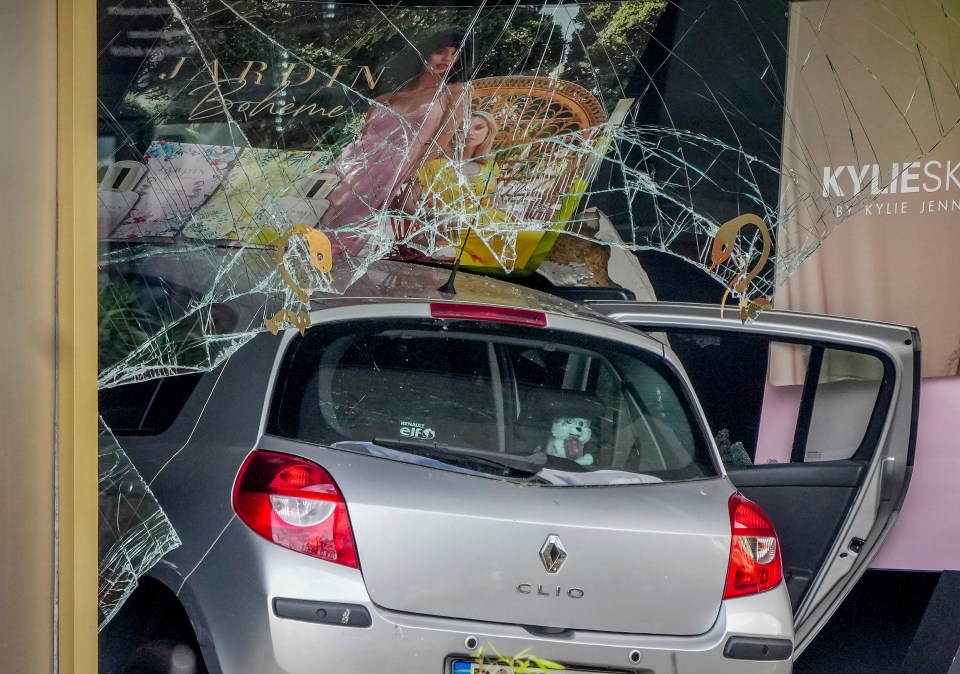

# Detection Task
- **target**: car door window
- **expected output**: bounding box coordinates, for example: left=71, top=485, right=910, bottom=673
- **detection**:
left=760, top=341, right=888, bottom=466
left=665, top=331, right=888, bottom=468
left=803, top=348, right=885, bottom=462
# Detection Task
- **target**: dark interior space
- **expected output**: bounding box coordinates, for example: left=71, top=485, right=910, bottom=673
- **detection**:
left=795, top=570, right=940, bottom=674
left=598, top=0, right=787, bottom=303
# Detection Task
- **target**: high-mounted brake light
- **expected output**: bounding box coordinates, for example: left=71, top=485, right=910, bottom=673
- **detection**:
left=723, top=493, right=783, bottom=599
left=430, top=303, right=547, bottom=327
left=233, top=451, right=359, bottom=569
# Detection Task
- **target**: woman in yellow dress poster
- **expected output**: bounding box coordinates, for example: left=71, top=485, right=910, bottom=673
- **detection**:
left=400, top=110, right=545, bottom=271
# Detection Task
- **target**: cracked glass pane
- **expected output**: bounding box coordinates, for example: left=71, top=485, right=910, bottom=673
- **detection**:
left=96, top=0, right=960, bottom=624
left=98, top=418, right=181, bottom=628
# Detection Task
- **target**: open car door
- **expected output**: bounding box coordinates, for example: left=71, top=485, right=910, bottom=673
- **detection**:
left=590, top=302, right=920, bottom=655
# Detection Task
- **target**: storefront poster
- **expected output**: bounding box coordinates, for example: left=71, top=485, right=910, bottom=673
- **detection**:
left=99, top=1, right=663, bottom=274
left=775, top=0, right=960, bottom=378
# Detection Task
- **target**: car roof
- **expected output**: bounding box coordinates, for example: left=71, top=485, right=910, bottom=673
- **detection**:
left=102, top=243, right=619, bottom=325
left=314, top=257, right=612, bottom=323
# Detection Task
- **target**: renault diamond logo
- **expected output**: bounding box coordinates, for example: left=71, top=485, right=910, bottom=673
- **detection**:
left=539, top=535, right=567, bottom=573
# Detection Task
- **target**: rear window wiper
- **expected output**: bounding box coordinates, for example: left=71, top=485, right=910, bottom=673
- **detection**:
left=371, top=437, right=546, bottom=478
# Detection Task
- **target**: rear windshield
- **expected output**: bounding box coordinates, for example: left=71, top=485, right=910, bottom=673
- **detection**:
left=267, top=319, right=718, bottom=484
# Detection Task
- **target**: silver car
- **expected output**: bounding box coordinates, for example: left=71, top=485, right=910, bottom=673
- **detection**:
left=99, top=259, right=918, bottom=674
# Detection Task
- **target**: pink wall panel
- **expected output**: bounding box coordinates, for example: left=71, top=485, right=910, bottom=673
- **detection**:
left=755, top=377, right=960, bottom=571
left=873, top=377, right=960, bottom=571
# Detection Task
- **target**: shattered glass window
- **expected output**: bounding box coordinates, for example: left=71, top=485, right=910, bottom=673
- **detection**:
left=98, top=418, right=181, bottom=626
left=96, top=0, right=960, bottom=626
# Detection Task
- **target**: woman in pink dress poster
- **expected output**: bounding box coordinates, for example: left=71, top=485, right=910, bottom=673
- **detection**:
left=320, top=28, right=471, bottom=256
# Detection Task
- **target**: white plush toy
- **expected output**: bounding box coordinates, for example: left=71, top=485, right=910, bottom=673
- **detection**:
left=545, top=416, right=595, bottom=466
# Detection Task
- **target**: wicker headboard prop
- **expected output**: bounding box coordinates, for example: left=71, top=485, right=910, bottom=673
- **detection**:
left=470, top=76, right=607, bottom=222
left=471, top=76, right=607, bottom=147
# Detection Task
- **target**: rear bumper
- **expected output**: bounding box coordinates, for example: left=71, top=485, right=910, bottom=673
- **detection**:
left=267, top=592, right=793, bottom=674
left=185, top=528, right=794, bottom=674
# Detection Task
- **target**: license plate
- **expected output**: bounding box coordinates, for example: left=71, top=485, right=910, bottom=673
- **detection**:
left=452, top=664, right=547, bottom=674
left=451, top=661, right=605, bottom=674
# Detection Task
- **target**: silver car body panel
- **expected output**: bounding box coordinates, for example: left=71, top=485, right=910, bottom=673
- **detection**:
left=244, top=299, right=733, bottom=638
left=258, top=435, right=732, bottom=636
left=171, top=518, right=793, bottom=674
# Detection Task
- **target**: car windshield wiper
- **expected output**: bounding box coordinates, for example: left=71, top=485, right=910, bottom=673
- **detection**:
left=371, top=437, right=546, bottom=478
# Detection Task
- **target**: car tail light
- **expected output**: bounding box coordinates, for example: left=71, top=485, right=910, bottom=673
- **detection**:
left=723, top=493, right=783, bottom=599
left=430, top=303, right=547, bottom=327
left=232, top=451, right=359, bottom=569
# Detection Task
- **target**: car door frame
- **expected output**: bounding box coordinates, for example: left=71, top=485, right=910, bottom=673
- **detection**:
left=587, top=301, right=920, bottom=655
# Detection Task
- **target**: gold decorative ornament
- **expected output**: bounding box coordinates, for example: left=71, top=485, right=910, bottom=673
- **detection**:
left=709, top=213, right=773, bottom=322
left=263, top=308, right=312, bottom=336
left=263, top=224, right=334, bottom=334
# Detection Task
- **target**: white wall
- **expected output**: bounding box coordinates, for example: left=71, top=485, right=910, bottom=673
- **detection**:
left=0, top=0, right=58, bottom=670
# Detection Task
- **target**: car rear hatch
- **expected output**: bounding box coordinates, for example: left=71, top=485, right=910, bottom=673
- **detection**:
left=264, top=314, right=733, bottom=636
left=332, top=452, right=732, bottom=635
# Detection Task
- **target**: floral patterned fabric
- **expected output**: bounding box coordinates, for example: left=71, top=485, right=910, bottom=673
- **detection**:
left=181, top=147, right=332, bottom=245
left=108, top=141, right=238, bottom=239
